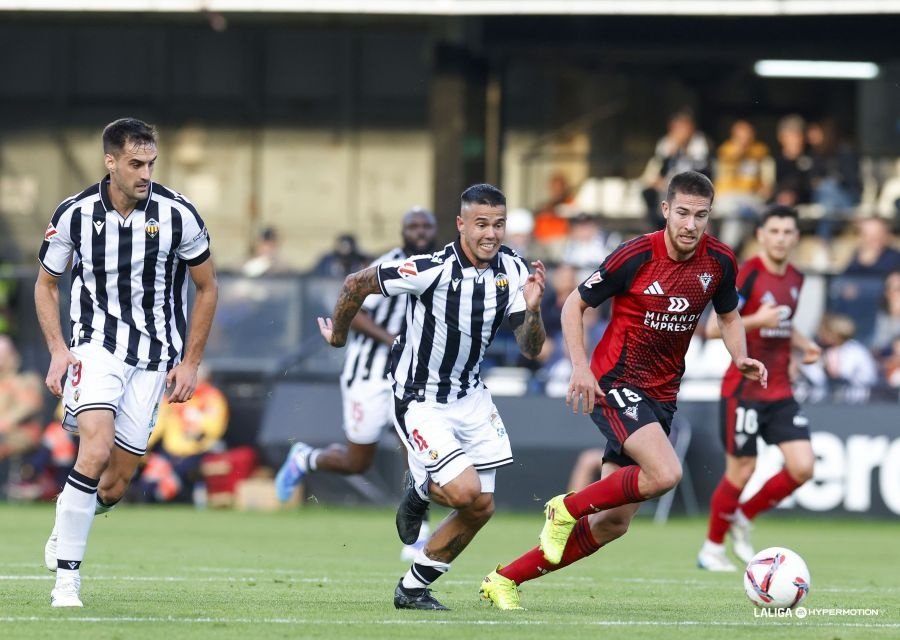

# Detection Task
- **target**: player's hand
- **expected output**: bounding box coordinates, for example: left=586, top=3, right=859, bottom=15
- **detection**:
left=754, top=302, right=782, bottom=329
left=166, top=361, right=199, bottom=403
left=318, top=317, right=346, bottom=347
left=736, top=357, right=768, bottom=389
left=523, top=260, right=546, bottom=311
left=46, top=349, right=80, bottom=398
left=567, top=364, right=603, bottom=415
left=800, top=342, right=822, bottom=364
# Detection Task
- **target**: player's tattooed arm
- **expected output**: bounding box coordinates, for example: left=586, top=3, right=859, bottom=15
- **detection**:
left=318, top=267, right=381, bottom=347
left=513, top=308, right=546, bottom=359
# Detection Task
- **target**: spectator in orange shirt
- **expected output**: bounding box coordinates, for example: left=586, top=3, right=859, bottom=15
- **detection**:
left=0, top=335, right=43, bottom=462
left=138, top=367, right=229, bottom=502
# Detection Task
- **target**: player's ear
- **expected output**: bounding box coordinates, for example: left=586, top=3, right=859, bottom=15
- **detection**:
left=104, top=153, right=116, bottom=173
left=660, top=200, right=669, bottom=220
left=456, top=215, right=464, bottom=233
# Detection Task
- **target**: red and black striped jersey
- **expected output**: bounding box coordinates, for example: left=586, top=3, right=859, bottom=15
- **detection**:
left=579, top=230, right=738, bottom=402
left=721, top=255, right=804, bottom=401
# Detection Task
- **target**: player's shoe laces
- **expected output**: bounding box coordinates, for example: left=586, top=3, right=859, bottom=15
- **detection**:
left=396, top=471, right=430, bottom=545
left=44, top=496, right=61, bottom=572
left=50, top=574, right=83, bottom=608
left=275, top=442, right=313, bottom=503
left=539, top=493, right=576, bottom=565
left=393, top=579, right=449, bottom=610
left=480, top=565, right=524, bottom=610
left=697, top=541, right=737, bottom=572
left=728, top=509, right=755, bottom=564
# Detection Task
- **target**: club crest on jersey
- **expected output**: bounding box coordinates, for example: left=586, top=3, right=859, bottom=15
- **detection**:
left=698, top=272, right=713, bottom=292
left=583, top=271, right=603, bottom=288
left=623, top=405, right=639, bottom=421
left=494, top=273, right=509, bottom=289
left=44, top=223, right=58, bottom=240
left=145, top=218, right=160, bottom=238
left=398, top=261, right=418, bottom=277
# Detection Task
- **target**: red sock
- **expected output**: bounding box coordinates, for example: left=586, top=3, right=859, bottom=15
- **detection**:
left=706, top=477, right=743, bottom=544
left=562, top=466, right=643, bottom=518
left=498, top=517, right=602, bottom=584
left=740, top=469, right=801, bottom=520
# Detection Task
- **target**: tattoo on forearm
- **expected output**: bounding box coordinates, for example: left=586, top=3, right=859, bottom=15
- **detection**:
left=514, top=309, right=546, bottom=359
left=426, top=533, right=472, bottom=563
left=331, top=268, right=379, bottom=343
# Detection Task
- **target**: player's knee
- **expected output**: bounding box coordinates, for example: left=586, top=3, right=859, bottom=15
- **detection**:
left=464, top=493, right=495, bottom=524
left=441, top=483, right=482, bottom=509
left=646, top=464, right=682, bottom=496
left=786, top=460, right=814, bottom=485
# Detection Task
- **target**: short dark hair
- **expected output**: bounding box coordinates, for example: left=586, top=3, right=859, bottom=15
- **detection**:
left=102, top=117, right=157, bottom=155
left=759, top=204, right=799, bottom=228
left=665, top=171, right=715, bottom=204
left=460, top=183, right=506, bottom=208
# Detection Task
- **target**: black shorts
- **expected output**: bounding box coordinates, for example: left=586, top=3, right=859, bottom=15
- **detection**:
left=589, top=385, right=676, bottom=468
left=720, top=396, right=810, bottom=457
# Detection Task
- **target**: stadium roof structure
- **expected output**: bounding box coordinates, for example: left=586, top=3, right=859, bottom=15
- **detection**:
left=2, top=0, right=900, bottom=15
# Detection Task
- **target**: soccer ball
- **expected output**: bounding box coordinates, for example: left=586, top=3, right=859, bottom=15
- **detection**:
left=743, top=546, right=811, bottom=609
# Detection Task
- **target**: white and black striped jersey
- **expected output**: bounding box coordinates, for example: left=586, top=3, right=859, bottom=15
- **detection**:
left=38, top=176, right=211, bottom=371
left=340, top=247, right=408, bottom=387
left=377, top=239, right=530, bottom=404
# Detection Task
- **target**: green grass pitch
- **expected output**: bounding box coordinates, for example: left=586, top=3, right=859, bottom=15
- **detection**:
left=1, top=502, right=897, bottom=639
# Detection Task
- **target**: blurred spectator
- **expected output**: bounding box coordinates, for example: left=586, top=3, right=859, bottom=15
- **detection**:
left=0, top=260, right=18, bottom=336
left=6, top=402, right=77, bottom=501
left=311, top=234, right=370, bottom=277
left=799, top=313, right=877, bottom=403
left=871, top=271, right=900, bottom=353
left=772, top=114, right=814, bottom=207
left=842, top=215, right=900, bottom=275
left=506, top=208, right=535, bottom=257
left=641, top=109, right=712, bottom=229
left=540, top=263, right=580, bottom=341
left=832, top=216, right=900, bottom=344
left=0, top=336, right=43, bottom=463
left=532, top=173, right=575, bottom=259
left=808, top=119, right=862, bottom=239
left=714, top=119, right=774, bottom=249
left=137, top=367, right=229, bottom=502
left=242, top=226, right=288, bottom=277
left=879, top=336, right=900, bottom=388
left=559, top=213, right=621, bottom=277
left=567, top=448, right=605, bottom=492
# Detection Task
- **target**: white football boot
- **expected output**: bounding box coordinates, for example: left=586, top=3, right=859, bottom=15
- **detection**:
left=729, top=509, right=755, bottom=564
left=697, top=540, right=737, bottom=572
left=50, top=574, right=83, bottom=608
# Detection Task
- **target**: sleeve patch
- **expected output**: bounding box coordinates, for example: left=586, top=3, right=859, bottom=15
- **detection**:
left=583, top=271, right=603, bottom=288
left=398, top=261, right=418, bottom=277
left=44, top=223, right=58, bottom=240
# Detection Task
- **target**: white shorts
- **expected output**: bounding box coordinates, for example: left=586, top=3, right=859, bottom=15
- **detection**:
left=63, top=342, right=167, bottom=456
left=342, top=378, right=394, bottom=445
left=393, top=387, right=513, bottom=491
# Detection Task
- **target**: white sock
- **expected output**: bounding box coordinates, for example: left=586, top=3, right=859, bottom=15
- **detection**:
left=401, top=548, right=450, bottom=590
left=307, top=448, right=322, bottom=472
left=56, top=470, right=99, bottom=570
